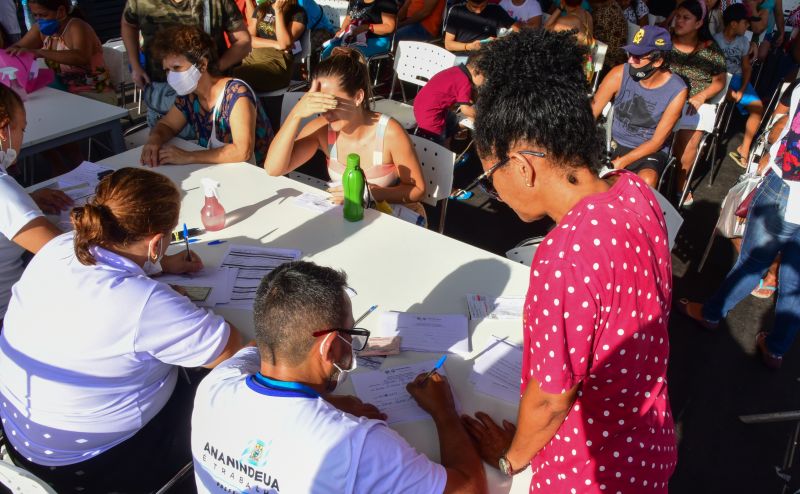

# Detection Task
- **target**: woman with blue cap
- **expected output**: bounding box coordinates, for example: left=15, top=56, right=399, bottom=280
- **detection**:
left=592, top=25, right=688, bottom=187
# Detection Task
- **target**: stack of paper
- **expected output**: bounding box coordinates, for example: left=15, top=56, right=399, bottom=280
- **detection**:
left=469, top=337, right=523, bottom=404
left=378, top=312, right=470, bottom=355
left=157, top=267, right=237, bottom=307
left=218, top=244, right=302, bottom=309
left=50, top=161, right=112, bottom=229
left=466, top=294, right=524, bottom=320
left=292, top=192, right=339, bottom=213
left=351, top=359, right=454, bottom=424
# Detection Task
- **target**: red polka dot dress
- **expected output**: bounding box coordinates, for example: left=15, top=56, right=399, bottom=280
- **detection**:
left=521, top=171, right=677, bottom=493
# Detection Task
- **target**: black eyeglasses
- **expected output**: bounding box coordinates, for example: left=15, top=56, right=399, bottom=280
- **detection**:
left=451, top=150, right=546, bottom=201
left=312, top=328, right=371, bottom=351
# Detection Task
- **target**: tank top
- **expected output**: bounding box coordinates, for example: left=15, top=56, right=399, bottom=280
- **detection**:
left=611, top=66, right=686, bottom=152
left=42, top=18, right=110, bottom=94
left=326, top=113, right=399, bottom=188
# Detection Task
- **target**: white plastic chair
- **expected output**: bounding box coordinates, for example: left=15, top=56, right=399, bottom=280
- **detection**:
left=280, top=90, right=320, bottom=129
left=647, top=13, right=665, bottom=25
left=505, top=236, right=545, bottom=266
left=372, top=41, right=457, bottom=130
left=0, top=460, right=57, bottom=494
left=591, top=41, right=608, bottom=95
left=673, top=72, right=733, bottom=207
left=409, top=135, right=456, bottom=232
left=287, top=171, right=329, bottom=190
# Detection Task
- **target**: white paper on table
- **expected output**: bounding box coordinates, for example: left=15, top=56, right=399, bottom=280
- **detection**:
left=156, top=267, right=235, bottom=307
left=784, top=181, right=800, bottom=225
left=378, top=312, right=470, bottom=355
left=351, top=359, right=454, bottom=424
left=466, top=294, right=524, bottom=320
left=218, top=245, right=301, bottom=309
left=292, top=192, right=339, bottom=213
left=469, top=337, right=523, bottom=404
left=55, top=161, right=112, bottom=189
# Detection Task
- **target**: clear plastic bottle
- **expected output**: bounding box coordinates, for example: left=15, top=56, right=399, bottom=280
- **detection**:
left=200, top=178, right=226, bottom=231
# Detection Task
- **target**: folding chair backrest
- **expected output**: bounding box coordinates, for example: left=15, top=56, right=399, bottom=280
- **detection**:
left=0, top=461, right=57, bottom=493
left=101, top=37, right=133, bottom=88
left=651, top=188, right=683, bottom=249
left=409, top=135, right=455, bottom=207
left=709, top=72, right=733, bottom=106
left=319, top=1, right=347, bottom=28
left=591, top=41, right=608, bottom=93
left=505, top=237, right=544, bottom=266
left=392, top=41, right=457, bottom=89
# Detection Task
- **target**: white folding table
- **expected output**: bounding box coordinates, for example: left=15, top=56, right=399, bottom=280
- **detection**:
left=93, top=142, right=535, bottom=493
left=20, top=87, right=128, bottom=160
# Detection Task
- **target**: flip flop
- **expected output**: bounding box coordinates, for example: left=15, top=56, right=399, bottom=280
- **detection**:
left=676, top=298, right=720, bottom=330
left=751, top=279, right=777, bottom=299
left=728, top=150, right=747, bottom=168
left=454, top=190, right=473, bottom=201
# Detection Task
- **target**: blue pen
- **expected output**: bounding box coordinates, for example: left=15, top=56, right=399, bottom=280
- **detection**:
left=420, top=355, right=447, bottom=385
left=354, top=304, right=378, bottom=326
left=182, top=224, right=191, bottom=261
left=208, top=240, right=227, bottom=246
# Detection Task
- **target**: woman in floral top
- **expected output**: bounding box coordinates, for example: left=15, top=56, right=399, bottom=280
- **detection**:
left=141, top=25, right=274, bottom=167
left=669, top=0, right=726, bottom=204
left=6, top=0, right=114, bottom=104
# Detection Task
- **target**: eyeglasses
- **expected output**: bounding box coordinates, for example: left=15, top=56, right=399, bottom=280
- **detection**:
left=312, top=327, right=371, bottom=351
left=627, top=53, right=654, bottom=64
left=451, top=150, right=546, bottom=201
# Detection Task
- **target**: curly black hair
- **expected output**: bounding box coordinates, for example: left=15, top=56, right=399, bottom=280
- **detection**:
left=474, top=29, right=603, bottom=174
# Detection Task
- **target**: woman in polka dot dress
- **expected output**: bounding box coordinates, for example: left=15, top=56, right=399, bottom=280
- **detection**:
left=453, top=29, right=678, bottom=493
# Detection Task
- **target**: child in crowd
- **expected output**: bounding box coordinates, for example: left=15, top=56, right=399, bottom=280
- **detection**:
left=548, top=13, right=596, bottom=81
left=714, top=3, right=765, bottom=167
left=412, top=52, right=484, bottom=146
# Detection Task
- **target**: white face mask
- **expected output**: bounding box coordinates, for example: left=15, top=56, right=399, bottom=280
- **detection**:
left=0, top=126, right=17, bottom=172
left=166, top=64, right=202, bottom=96
left=321, top=333, right=358, bottom=390
left=142, top=237, right=164, bottom=276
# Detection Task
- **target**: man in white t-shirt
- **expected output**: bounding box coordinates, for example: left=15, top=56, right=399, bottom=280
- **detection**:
left=192, top=261, right=488, bottom=494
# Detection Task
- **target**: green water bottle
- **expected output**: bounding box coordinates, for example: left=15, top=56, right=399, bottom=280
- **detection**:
left=343, top=153, right=366, bottom=222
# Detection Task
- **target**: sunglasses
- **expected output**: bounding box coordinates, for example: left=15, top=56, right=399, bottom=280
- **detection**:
left=451, top=150, right=546, bottom=200
left=312, top=327, right=371, bottom=351
left=627, top=53, right=655, bottom=64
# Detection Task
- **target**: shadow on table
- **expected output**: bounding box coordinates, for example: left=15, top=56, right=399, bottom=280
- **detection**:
left=225, top=188, right=302, bottom=229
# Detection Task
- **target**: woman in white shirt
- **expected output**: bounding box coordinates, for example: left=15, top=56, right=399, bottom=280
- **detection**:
left=0, top=166, right=248, bottom=492
left=0, top=84, right=70, bottom=322
left=499, top=0, right=543, bottom=27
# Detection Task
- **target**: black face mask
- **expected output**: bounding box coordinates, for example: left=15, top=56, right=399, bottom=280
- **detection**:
left=629, top=60, right=658, bottom=81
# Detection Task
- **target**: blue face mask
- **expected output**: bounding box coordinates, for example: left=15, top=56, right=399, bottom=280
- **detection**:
left=38, top=18, right=60, bottom=36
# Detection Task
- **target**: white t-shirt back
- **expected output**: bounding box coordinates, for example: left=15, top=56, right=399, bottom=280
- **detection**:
left=191, top=348, right=447, bottom=494
left=0, top=169, right=42, bottom=319
left=499, top=0, right=541, bottom=22
left=0, top=232, right=231, bottom=466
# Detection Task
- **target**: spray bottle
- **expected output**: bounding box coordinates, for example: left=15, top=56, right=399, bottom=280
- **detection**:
left=200, top=178, right=226, bottom=231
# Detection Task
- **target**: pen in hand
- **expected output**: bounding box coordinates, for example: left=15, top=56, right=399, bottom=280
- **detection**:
left=420, top=355, right=447, bottom=385
left=183, top=223, right=191, bottom=262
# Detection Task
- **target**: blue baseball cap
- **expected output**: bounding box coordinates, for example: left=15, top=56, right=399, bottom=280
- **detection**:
left=622, top=25, right=673, bottom=56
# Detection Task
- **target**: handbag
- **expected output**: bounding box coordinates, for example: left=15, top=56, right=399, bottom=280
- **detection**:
left=735, top=186, right=758, bottom=218
left=716, top=172, right=762, bottom=238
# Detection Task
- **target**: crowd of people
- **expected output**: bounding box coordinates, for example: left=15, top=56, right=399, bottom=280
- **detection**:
left=0, top=0, right=799, bottom=491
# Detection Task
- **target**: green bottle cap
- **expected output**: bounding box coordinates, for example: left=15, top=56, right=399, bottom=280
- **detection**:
left=346, top=153, right=360, bottom=168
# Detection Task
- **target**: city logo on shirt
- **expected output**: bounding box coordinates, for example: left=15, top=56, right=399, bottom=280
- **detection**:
left=242, top=438, right=273, bottom=468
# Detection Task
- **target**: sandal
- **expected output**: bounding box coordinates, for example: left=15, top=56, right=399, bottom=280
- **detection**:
left=728, top=150, right=748, bottom=169
left=676, top=298, right=719, bottom=330
left=756, top=331, right=783, bottom=369
left=751, top=279, right=777, bottom=299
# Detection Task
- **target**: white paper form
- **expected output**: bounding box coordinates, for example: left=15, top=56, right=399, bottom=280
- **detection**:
left=351, top=359, right=452, bottom=424
left=156, top=267, right=237, bottom=307
left=466, top=294, right=524, bottom=320
left=292, top=192, right=339, bottom=213
left=218, top=245, right=301, bottom=309
left=469, top=337, right=523, bottom=404
left=49, top=161, right=112, bottom=230
left=378, top=312, right=470, bottom=355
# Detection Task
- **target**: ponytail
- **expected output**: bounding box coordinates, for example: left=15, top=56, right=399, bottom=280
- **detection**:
left=71, top=168, right=180, bottom=265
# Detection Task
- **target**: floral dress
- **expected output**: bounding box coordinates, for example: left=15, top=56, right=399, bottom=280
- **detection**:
left=41, top=18, right=111, bottom=94
left=175, top=79, right=274, bottom=165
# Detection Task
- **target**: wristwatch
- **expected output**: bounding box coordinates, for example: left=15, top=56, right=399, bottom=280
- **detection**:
left=498, top=452, right=524, bottom=476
